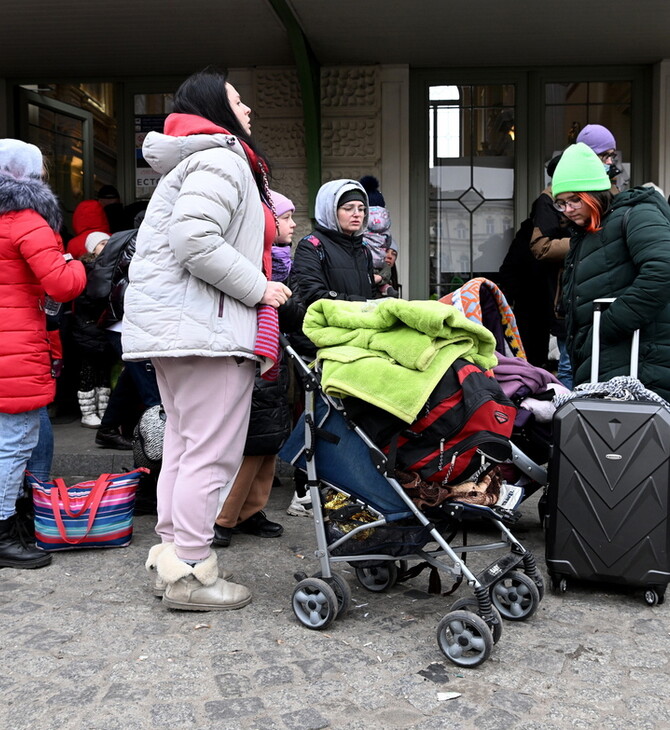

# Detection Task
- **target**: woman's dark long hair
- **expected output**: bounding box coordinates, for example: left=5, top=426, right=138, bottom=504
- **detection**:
left=577, top=190, right=614, bottom=233
left=173, top=66, right=270, bottom=174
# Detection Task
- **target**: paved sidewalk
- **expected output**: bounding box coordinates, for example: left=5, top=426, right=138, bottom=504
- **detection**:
left=0, top=422, right=668, bottom=729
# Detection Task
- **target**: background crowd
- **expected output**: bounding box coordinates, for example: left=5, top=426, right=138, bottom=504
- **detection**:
left=2, top=67, right=669, bottom=616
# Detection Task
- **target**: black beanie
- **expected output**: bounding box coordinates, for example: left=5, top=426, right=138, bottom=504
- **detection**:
left=359, top=175, right=385, bottom=206
left=337, top=189, right=367, bottom=207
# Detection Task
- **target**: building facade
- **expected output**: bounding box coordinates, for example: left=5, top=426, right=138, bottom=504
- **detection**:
left=2, top=55, right=668, bottom=299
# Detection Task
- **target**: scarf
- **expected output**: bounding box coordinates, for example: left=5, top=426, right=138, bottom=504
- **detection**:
left=271, top=245, right=292, bottom=282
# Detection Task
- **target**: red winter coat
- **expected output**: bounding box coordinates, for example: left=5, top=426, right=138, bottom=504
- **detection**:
left=66, top=200, right=110, bottom=260
left=0, top=208, right=86, bottom=413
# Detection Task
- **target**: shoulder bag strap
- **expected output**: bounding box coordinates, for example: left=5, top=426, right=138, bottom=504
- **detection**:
left=50, top=474, right=112, bottom=544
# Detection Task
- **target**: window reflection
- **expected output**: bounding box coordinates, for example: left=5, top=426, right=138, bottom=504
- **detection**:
left=544, top=80, right=632, bottom=189
left=428, top=84, right=516, bottom=298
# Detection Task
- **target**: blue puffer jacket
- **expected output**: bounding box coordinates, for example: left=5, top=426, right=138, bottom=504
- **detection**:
left=562, top=186, right=670, bottom=399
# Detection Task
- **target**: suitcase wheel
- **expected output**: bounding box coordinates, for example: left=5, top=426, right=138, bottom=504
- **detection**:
left=550, top=574, right=567, bottom=594
left=644, top=588, right=665, bottom=607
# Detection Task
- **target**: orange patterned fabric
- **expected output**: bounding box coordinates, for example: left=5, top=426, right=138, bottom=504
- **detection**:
left=440, top=277, right=527, bottom=360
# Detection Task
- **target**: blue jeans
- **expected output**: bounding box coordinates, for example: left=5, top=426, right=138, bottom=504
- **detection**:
left=557, top=338, right=573, bottom=390
left=26, top=407, right=54, bottom=482
left=0, top=409, right=41, bottom=519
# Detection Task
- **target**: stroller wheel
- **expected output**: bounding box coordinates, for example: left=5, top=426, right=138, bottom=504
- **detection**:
left=292, top=578, right=338, bottom=630
left=355, top=563, right=398, bottom=592
left=449, top=597, right=503, bottom=644
left=490, top=570, right=541, bottom=621
left=313, top=570, right=352, bottom=615
left=437, top=610, right=493, bottom=668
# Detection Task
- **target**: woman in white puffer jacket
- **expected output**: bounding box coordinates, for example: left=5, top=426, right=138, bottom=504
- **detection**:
left=123, top=67, right=291, bottom=612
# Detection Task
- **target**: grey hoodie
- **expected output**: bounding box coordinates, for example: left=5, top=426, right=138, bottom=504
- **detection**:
left=314, top=179, right=369, bottom=233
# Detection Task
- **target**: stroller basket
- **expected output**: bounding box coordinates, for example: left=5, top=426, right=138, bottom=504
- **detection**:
left=323, top=491, right=432, bottom=559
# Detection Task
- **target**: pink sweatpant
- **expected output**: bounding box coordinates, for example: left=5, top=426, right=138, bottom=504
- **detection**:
left=152, top=355, right=255, bottom=561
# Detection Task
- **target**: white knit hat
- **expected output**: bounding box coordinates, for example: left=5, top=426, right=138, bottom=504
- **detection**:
left=85, top=231, right=110, bottom=255
left=0, top=138, right=43, bottom=180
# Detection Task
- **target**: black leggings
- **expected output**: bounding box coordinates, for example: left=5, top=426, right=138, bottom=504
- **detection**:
left=79, top=355, right=111, bottom=392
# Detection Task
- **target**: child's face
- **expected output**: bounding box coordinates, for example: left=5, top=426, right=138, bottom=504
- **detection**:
left=93, top=241, right=107, bottom=257
left=276, top=211, right=296, bottom=245
left=384, top=248, right=397, bottom=266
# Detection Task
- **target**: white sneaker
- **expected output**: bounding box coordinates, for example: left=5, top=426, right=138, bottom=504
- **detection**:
left=286, top=492, right=313, bottom=517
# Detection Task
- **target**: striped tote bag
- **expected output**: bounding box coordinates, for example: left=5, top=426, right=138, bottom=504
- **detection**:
left=27, top=469, right=146, bottom=551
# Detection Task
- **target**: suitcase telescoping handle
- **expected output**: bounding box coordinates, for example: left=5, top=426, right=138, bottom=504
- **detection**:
left=590, top=298, right=640, bottom=383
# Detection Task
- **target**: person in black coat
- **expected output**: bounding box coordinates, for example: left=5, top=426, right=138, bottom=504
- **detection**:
left=292, top=179, right=374, bottom=307
left=72, top=232, right=114, bottom=428
left=284, top=179, right=375, bottom=517
left=285, top=179, right=375, bottom=363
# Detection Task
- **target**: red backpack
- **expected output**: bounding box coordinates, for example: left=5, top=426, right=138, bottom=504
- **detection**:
left=346, top=359, right=516, bottom=485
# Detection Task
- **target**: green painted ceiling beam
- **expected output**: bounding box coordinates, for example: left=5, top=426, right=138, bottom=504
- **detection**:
left=267, top=0, right=321, bottom=216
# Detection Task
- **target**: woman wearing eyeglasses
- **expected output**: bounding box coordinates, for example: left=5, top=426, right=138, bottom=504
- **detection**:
left=553, top=142, right=670, bottom=399
left=285, top=179, right=375, bottom=517
left=291, top=179, right=374, bottom=308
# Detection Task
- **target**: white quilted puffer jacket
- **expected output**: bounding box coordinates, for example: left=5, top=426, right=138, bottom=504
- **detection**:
left=122, top=122, right=266, bottom=361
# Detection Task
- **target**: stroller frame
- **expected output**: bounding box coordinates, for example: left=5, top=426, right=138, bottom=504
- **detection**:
left=281, top=336, right=544, bottom=668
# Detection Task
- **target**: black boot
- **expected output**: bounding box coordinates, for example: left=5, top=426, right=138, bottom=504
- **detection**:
left=95, top=426, right=133, bottom=450
left=0, top=515, right=52, bottom=569
left=212, top=524, right=233, bottom=547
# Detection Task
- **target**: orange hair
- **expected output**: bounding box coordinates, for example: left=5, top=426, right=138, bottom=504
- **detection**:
left=576, top=192, right=606, bottom=232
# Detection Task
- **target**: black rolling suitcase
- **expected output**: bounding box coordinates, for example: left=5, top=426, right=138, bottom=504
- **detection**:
left=545, top=299, right=670, bottom=605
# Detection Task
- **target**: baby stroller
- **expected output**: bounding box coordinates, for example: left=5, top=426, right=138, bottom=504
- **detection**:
left=279, top=332, right=545, bottom=669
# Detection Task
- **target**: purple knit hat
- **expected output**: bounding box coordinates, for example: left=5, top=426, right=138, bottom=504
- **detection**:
left=576, top=124, right=616, bottom=155
left=269, top=190, right=294, bottom=217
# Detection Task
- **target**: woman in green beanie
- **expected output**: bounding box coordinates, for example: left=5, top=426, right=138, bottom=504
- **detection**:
left=553, top=142, right=670, bottom=399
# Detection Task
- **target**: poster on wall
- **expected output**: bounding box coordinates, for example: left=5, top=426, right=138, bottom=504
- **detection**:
left=135, top=114, right=167, bottom=200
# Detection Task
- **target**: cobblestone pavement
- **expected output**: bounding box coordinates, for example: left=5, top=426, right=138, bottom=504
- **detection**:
left=1, top=481, right=669, bottom=730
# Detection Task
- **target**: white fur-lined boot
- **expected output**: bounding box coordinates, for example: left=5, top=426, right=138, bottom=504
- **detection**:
left=95, top=387, right=111, bottom=420
left=78, top=389, right=101, bottom=428
left=146, top=542, right=233, bottom=597
left=153, top=543, right=250, bottom=611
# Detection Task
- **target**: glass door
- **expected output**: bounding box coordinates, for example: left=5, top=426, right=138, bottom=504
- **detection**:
left=428, top=84, right=516, bottom=298
left=544, top=80, right=632, bottom=190
left=17, top=88, right=94, bottom=233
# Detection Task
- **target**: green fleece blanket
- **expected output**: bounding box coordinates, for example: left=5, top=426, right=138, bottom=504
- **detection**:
left=303, top=299, right=498, bottom=422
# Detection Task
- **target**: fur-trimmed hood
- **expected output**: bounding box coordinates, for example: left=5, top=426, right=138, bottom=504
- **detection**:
left=0, top=173, right=62, bottom=231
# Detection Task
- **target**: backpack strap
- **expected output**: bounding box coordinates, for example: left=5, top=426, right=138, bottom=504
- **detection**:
left=303, top=233, right=326, bottom=262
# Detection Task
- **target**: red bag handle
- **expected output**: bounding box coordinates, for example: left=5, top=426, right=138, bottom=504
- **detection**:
left=50, top=474, right=112, bottom=545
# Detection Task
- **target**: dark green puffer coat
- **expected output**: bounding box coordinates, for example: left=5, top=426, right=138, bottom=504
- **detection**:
left=562, top=186, right=670, bottom=400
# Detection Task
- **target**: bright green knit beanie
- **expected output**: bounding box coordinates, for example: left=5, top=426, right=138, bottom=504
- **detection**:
left=551, top=142, right=611, bottom=195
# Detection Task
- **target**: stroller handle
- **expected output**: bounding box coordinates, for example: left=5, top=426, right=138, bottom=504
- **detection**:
left=279, top=333, right=320, bottom=391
